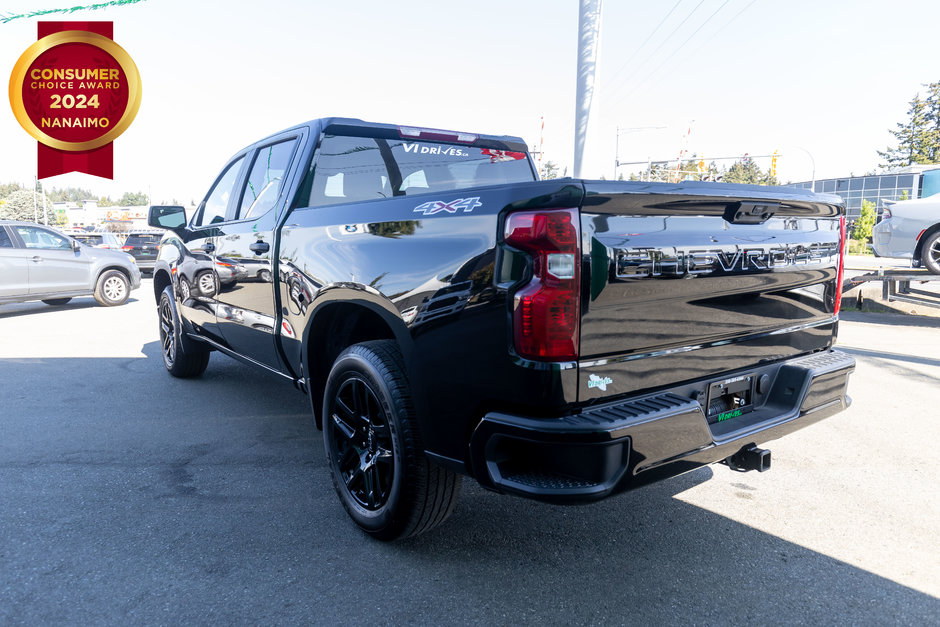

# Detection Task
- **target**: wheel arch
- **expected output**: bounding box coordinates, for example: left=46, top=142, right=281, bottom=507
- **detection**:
left=96, top=264, right=132, bottom=283
left=302, top=292, right=416, bottom=429
left=913, top=222, right=940, bottom=261
left=153, top=268, right=172, bottom=303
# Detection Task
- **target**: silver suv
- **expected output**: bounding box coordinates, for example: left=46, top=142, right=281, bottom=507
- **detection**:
left=0, top=220, right=142, bottom=307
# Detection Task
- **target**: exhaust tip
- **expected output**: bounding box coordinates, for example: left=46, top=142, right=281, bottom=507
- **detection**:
left=725, top=445, right=771, bottom=473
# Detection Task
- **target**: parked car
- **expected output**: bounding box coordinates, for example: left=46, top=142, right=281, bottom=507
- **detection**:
left=872, top=195, right=940, bottom=273
left=122, top=231, right=164, bottom=273
left=0, top=220, right=141, bottom=306
left=69, top=231, right=123, bottom=250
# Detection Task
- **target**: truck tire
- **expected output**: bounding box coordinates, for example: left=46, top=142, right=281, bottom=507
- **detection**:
left=42, top=298, right=72, bottom=306
left=94, top=270, right=130, bottom=306
left=158, top=285, right=210, bottom=377
left=921, top=231, right=940, bottom=274
left=322, top=340, right=461, bottom=540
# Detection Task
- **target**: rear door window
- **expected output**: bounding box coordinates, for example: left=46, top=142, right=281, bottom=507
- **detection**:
left=299, top=134, right=534, bottom=208
left=237, top=139, right=298, bottom=220
left=0, top=227, right=13, bottom=248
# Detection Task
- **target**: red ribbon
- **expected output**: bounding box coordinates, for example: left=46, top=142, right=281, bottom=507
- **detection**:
left=36, top=21, right=114, bottom=179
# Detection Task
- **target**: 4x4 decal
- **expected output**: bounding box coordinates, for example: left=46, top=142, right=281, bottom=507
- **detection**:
left=413, top=197, right=482, bottom=216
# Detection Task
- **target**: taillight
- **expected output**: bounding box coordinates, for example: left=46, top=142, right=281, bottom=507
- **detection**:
left=504, top=208, right=580, bottom=361
left=122, top=245, right=133, bottom=251
left=397, top=126, right=477, bottom=143
left=883, top=207, right=892, bottom=219
left=834, top=215, right=846, bottom=316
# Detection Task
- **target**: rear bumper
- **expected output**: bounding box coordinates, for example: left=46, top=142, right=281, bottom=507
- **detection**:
left=469, top=350, right=855, bottom=503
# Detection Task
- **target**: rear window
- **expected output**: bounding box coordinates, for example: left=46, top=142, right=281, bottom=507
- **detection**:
left=297, top=134, right=534, bottom=208
left=126, top=233, right=162, bottom=245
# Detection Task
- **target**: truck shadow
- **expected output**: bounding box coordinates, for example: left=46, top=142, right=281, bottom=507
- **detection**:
left=0, top=296, right=141, bottom=318
left=1, top=344, right=935, bottom=623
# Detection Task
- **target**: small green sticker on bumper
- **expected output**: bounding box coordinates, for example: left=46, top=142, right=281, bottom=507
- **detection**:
left=717, top=408, right=743, bottom=422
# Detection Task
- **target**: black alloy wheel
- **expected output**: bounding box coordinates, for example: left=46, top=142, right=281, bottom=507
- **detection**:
left=322, top=341, right=461, bottom=540
left=329, top=376, right=395, bottom=510
left=159, top=292, right=177, bottom=368
left=158, top=285, right=210, bottom=378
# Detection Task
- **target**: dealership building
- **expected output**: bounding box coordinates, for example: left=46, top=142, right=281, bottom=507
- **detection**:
left=788, top=164, right=940, bottom=222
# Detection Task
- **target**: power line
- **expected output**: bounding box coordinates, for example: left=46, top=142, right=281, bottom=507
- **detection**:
left=685, top=0, right=760, bottom=57
left=605, top=0, right=706, bottom=102
left=610, top=0, right=758, bottom=111
left=601, top=0, right=683, bottom=95
left=622, top=0, right=732, bottom=100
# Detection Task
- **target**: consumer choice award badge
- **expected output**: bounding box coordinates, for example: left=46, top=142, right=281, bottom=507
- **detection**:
left=9, top=22, right=141, bottom=179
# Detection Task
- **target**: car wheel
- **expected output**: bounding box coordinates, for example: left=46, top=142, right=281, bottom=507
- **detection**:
left=258, top=269, right=272, bottom=283
left=179, top=277, right=192, bottom=301
left=322, top=340, right=461, bottom=540
left=196, top=271, right=218, bottom=296
left=93, top=270, right=130, bottom=306
left=42, top=298, right=72, bottom=306
left=158, top=285, right=209, bottom=377
left=921, top=231, right=940, bottom=274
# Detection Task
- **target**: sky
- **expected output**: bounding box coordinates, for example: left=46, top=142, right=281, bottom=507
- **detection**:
left=1, top=0, right=939, bottom=204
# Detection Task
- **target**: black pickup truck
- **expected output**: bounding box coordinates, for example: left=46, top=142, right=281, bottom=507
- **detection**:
left=148, top=118, right=854, bottom=540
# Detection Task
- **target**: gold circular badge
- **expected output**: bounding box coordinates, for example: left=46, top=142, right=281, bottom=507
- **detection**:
left=9, top=31, right=142, bottom=151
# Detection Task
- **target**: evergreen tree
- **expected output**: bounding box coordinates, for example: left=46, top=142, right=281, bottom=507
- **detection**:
left=878, top=82, right=940, bottom=167
left=117, top=191, right=149, bottom=206
left=722, top=158, right=777, bottom=185
left=0, top=190, right=57, bottom=223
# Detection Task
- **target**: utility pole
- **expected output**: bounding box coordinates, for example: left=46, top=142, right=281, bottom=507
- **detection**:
left=32, top=176, right=38, bottom=223
left=574, top=0, right=602, bottom=178
left=39, top=178, right=48, bottom=224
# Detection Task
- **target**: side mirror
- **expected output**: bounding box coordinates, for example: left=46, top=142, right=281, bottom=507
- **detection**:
left=71, top=239, right=81, bottom=251
left=149, top=205, right=187, bottom=233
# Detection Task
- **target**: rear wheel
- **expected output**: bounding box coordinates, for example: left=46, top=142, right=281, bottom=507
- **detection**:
left=196, top=270, right=218, bottom=296
left=158, top=285, right=209, bottom=377
left=42, top=298, right=71, bottom=306
left=921, top=231, right=940, bottom=274
left=322, top=341, right=461, bottom=540
left=94, top=270, right=130, bottom=306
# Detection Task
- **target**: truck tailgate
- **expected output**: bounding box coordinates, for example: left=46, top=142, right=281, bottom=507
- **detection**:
left=579, top=181, right=844, bottom=400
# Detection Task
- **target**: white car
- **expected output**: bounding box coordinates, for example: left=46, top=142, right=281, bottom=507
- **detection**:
left=872, top=195, right=940, bottom=273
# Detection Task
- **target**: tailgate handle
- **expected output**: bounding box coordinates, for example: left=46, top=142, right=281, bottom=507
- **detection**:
left=724, top=201, right=778, bottom=224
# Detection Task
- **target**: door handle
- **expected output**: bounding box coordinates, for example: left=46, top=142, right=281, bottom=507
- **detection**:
left=31, top=256, right=42, bottom=263
left=249, top=241, right=270, bottom=254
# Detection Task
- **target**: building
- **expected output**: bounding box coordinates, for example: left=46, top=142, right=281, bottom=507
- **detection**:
left=53, top=199, right=150, bottom=230
left=789, top=165, right=940, bottom=222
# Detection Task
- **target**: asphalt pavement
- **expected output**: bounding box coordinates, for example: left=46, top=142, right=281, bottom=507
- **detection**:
left=1, top=281, right=938, bottom=624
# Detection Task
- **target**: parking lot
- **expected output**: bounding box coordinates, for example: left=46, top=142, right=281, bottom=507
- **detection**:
left=1, top=279, right=938, bottom=624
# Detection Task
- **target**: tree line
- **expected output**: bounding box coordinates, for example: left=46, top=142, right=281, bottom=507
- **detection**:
left=0, top=183, right=152, bottom=224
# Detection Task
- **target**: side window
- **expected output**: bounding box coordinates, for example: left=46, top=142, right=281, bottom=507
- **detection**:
left=0, top=228, right=13, bottom=248
left=194, top=156, right=245, bottom=227
left=303, top=135, right=391, bottom=207
left=15, top=226, right=70, bottom=250
left=238, top=139, right=297, bottom=220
